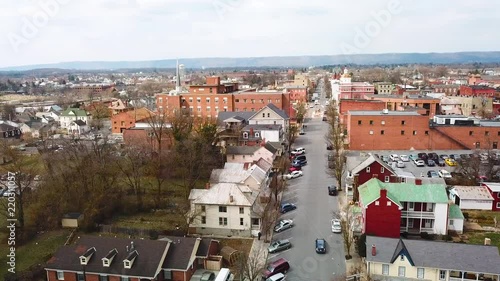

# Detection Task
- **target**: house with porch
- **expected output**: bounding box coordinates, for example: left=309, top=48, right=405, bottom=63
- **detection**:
left=239, top=124, right=283, bottom=146
left=366, top=236, right=500, bottom=281
left=248, top=103, right=289, bottom=131
left=481, top=182, right=500, bottom=211
left=59, top=108, right=91, bottom=130
left=188, top=182, right=264, bottom=237
left=216, top=111, right=254, bottom=146
left=358, top=178, right=455, bottom=238
left=225, top=146, right=275, bottom=164
left=68, top=120, right=89, bottom=135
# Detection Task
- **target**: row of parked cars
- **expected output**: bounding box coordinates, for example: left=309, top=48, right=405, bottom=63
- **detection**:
left=381, top=153, right=460, bottom=167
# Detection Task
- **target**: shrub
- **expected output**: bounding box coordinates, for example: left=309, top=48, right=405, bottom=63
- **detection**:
left=149, top=230, right=159, bottom=240
left=357, top=234, right=367, bottom=257
left=401, top=232, right=408, bottom=238
left=463, top=212, right=469, bottom=220
left=420, top=232, right=429, bottom=239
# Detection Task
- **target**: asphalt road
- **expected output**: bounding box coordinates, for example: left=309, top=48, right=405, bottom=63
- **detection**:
left=267, top=84, right=346, bottom=281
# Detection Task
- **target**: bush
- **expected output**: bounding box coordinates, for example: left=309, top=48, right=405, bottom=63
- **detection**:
left=401, top=232, right=408, bottom=238
left=420, top=232, right=429, bottom=239
left=357, top=234, right=367, bottom=257
left=149, top=230, right=159, bottom=240
left=463, top=212, right=469, bottom=220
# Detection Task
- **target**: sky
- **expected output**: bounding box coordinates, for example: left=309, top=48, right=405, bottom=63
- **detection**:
left=1, top=0, right=499, bottom=68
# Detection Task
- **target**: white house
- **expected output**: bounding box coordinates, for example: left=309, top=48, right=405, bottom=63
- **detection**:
left=210, top=164, right=268, bottom=192
left=248, top=104, right=289, bottom=131
left=36, top=111, right=60, bottom=122
left=240, top=124, right=283, bottom=144
left=68, top=120, right=89, bottom=135
left=448, top=204, right=464, bottom=234
left=59, top=108, right=91, bottom=129
left=366, top=236, right=500, bottom=281
left=225, top=146, right=275, bottom=164
left=188, top=183, right=262, bottom=237
left=449, top=185, right=494, bottom=210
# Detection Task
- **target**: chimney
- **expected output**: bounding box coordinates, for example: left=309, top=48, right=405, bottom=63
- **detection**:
left=371, top=244, right=376, bottom=256
left=126, top=245, right=129, bottom=252
left=415, top=179, right=422, bottom=185
left=130, top=241, right=135, bottom=251
left=205, top=182, right=210, bottom=189
left=485, top=238, right=491, bottom=245
left=380, top=189, right=387, bottom=198
left=229, top=195, right=234, bottom=203
left=250, top=127, right=254, bottom=136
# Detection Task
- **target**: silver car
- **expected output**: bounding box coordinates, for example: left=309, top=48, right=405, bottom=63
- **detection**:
left=331, top=219, right=342, bottom=233
left=268, top=239, right=292, bottom=253
left=274, top=219, right=294, bottom=232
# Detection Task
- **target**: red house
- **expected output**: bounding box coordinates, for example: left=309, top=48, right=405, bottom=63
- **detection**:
left=360, top=186, right=402, bottom=238
left=482, top=182, right=500, bottom=211
left=348, top=154, right=397, bottom=201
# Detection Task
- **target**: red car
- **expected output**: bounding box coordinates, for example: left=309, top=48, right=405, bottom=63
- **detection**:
left=289, top=166, right=301, bottom=172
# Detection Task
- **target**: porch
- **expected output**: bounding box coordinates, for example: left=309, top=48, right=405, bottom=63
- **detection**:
left=400, top=217, right=435, bottom=234
left=449, top=271, right=499, bottom=281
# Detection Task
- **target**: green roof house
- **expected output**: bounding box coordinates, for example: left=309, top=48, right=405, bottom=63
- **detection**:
left=59, top=108, right=91, bottom=129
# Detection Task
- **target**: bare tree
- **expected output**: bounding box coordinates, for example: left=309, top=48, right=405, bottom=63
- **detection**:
left=89, top=102, right=111, bottom=130
left=332, top=204, right=357, bottom=259
left=257, top=200, right=281, bottom=243
left=324, top=76, right=332, bottom=99
left=235, top=245, right=268, bottom=281
left=116, top=147, right=148, bottom=211
left=295, top=102, right=307, bottom=124
left=325, top=102, right=347, bottom=192
left=285, top=123, right=299, bottom=154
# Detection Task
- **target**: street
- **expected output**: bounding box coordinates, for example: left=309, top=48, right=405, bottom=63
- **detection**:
left=267, top=81, right=346, bottom=281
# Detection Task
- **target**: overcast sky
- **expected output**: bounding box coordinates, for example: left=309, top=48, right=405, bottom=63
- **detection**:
left=1, top=0, right=499, bottom=68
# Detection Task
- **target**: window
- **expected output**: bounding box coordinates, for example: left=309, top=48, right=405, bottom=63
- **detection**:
left=417, top=268, right=425, bottom=279
left=358, top=120, right=362, bottom=125
left=380, top=167, right=385, bottom=173
left=401, top=130, right=405, bottom=135
left=381, top=130, right=385, bottom=135
left=369, top=130, right=373, bottom=135
left=77, top=273, right=84, bottom=281
left=201, top=216, right=206, bottom=224
left=164, top=270, right=173, bottom=280
left=121, top=121, right=125, bottom=126
left=243, top=132, right=248, bottom=139
left=100, top=275, right=109, bottom=281
left=206, top=106, right=211, bottom=112
left=375, top=200, right=379, bottom=206
left=251, top=99, right=255, bottom=104
left=401, top=120, right=406, bottom=125
left=57, top=271, right=64, bottom=280
left=369, top=120, right=373, bottom=125
left=398, top=266, right=406, bottom=277
left=201, top=205, right=206, bottom=212
left=439, top=270, right=446, bottom=280
left=387, top=201, right=392, bottom=206
left=381, top=121, right=385, bottom=125
left=189, top=97, right=193, bottom=103
left=239, top=207, right=244, bottom=214
left=449, top=219, right=454, bottom=226
left=366, top=167, right=370, bottom=172
left=197, top=97, right=201, bottom=103
left=262, top=113, right=265, bottom=117
left=219, top=206, right=227, bottom=213
left=485, top=131, right=490, bottom=136
left=267, top=113, right=270, bottom=117
left=496, top=202, right=500, bottom=208
left=255, top=132, right=260, bottom=137
left=219, top=217, right=228, bottom=226
left=384, top=176, right=390, bottom=183
left=206, top=97, right=210, bottom=102
left=252, top=218, right=259, bottom=226
left=121, top=277, right=130, bottom=281
left=382, top=264, right=389, bottom=275
left=240, top=218, right=244, bottom=226
left=425, top=130, right=429, bottom=135
left=413, top=130, right=417, bottom=135
left=409, top=202, right=414, bottom=211
left=469, top=131, right=473, bottom=136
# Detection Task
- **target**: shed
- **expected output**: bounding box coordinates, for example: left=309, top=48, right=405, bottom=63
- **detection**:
left=61, top=212, right=84, bottom=228
left=449, top=186, right=494, bottom=210
left=220, top=246, right=244, bottom=266
left=448, top=204, right=464, bottom=234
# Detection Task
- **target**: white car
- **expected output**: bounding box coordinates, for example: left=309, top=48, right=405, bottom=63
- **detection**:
left=283, top=171, right=303, bottom=179
left=291, top=147, right=306, bottom=155
left=389, top=154, right=399, bottom=161
left=414, top=159, right=425, bottom=167
left=399, top=155, right=409, bottom=162
left=396, top=161, right=405, bottom=168
left=438, top=170, right=452, bottom=178
left=331, top=219, right=342, bottom=233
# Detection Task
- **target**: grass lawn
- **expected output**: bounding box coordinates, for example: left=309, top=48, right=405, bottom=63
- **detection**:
left=462, top=210, right=499, bottom=227
left=112, top=210, right=186, bottom=231
left=0, top=230, right=70, bottom=277
left=465, top=232, right=500, bottom=253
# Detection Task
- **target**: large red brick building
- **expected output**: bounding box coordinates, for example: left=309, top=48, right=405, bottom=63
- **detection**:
left=156, top=76, right=297, bottom=119
left=111, top=108, right=154, bottom=134
left=459, top=85, right=496, bottom=97
left=339, top=99, right=385, bottom=124
left=365, top=94, right=440, bottom=117
left=347, top=110, right=500, bottom=150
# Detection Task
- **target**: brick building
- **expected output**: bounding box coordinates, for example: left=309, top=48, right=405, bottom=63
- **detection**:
left=339, top=99, right=385, bottom=124
left=111, top=108, right=154, bottom=134
left=366, top=94, right=440, bottom=117
left=459, top=85, right=496, bottom=97
left=347, top=110, right=500, bottom=150
left=285, top=86, right=308, bottom=104
left=433, top=84, right=460, bottom=96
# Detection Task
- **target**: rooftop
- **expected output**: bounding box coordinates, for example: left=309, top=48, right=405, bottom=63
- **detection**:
left=189, top=183, right=257, bottom=206
left=482, top=182, right=500, bottom=192
left=349, top=110, right=421, bottom=116
left=451, top=185, right=494, bottom=201
left=448, top=204, right=465, bottom=220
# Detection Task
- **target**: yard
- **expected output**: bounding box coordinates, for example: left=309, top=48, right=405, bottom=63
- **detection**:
left=218, top=238, right=255, bottom=279
left=462, top=210, right=499, bottom=227
left=0, top=230, right=70, bottom=278
left=465, top=232, right=500, bottom=253
left=111, top=210, right=186, bottom=231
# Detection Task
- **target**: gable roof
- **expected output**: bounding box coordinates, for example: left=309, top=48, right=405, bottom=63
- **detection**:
left=448, top=204, right=465, bottom=220
left=249, top=103, right=289, bottom=120
left=366, top=236, right=500, bottom=274
left=160, top=236, right=199, bottom=270
left=124, top=108, right=154, bottom=121
left=188, top=183, right=257, bottom=206
left=390, top=239, right=415, bottom=266
left=226, top=146, right=259, bottom=155
left=246, top=164, right=267, bottom=186
left=210, top=168, right=248, bottom=184
left=351, top=154, right=394, bottom=176
left=359, top=178, right=449, bottom=207
left=217, top=111, right=254, bottom=125
left=451, top=185, right=494, bottom=201
left=60, top=108, right=89, bottom=117
left=264, top=142, right=278, bottom=154
left=481, top=182, right=500, bottom=193
left=45, top=236, right=169, bottom=279
left=255, top=157, right=273, bottom=172
left=195, top=238, right=216, bottom=257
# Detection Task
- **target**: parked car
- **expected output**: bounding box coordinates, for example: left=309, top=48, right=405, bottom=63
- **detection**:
left=399, top=155, right=409, bottom=162
left=292, top=159, right=307, bottom=166
left=200, top=272, right=216, bottom=281
left=418, top=153, right=428, bottom=160
left=396, top=161, right=405, bottom=168
left=389, top=154, right=399, bottom=161
left=291, top=163, right=303, bottom=169
left=381, top=155, right=389, bottom=163
left=274, top=219, right=294, bottom=232
left=409, top=154, right=418, bottom=161
left=428, top=152, right=439, bottom=160
left=315, top=238, right=326, bottom=254
left=263, top=258, right=290, bottom=278
left=445, top=158, right=457, bottom=166
left=293, top=155, right=307, bottom=162
left=426, top=159, right=436, bottom=167
left=450, top=154, right=461, bottom=160
left=291, top=148, right=306, bottom=155
left=331, top=219, right=341, bottom=233
left=283, top=171, right=303, bottom=180
left=265, top=273, right=286, bottom=281
left=414, top=159, right=425, bottom=167
left=438, top=170, right=452, bottom=178
left=299, top=129, right=305, bottom=135
left=427, top=170, right=439, bottom=178
left=280, top=203, right=297, bottom=214
left=440, top=154, right=449, bottom=160
left=436, top=158, right=446, bottom=167
left=268, top=240, right=292, bottom=253
left=328, top=185, right=338, bottom=196
left=288, top=166, right=301, bottom=172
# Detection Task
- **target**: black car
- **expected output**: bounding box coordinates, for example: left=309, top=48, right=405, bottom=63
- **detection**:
left=436, top=158, right=446, bottom=167
left=328, top=185, right=338, bottom=196
left=418, top=153, right=428, bottom=160
left=426, top=159, right=436, bottom=167
left=428, top=152, right=439, bottom=160
left=281, top=203, right=297, bottom=214
left=292, top=159, right=307, bottom=166
left=291, top=163, right=302, bottom=169
left=315, top=238, right=326, bottom=254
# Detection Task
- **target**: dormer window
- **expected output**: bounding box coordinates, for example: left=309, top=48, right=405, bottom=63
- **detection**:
left=243, top=132, right=248, bottom=139
left=255, top=132, right=260, bottom=138
left=123, top=250, right=138, bottom=269
left=79, top=247, right=96, bottom=265
left=102, top=248, right=118, bottom=267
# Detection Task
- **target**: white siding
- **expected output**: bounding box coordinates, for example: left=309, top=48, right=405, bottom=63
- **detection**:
left=194, top=204, right=252, bottom=231
left=259, top=130, right=280, bottom=143
left=459, top=200, right=493, bottom=210
left=433, top=203, right=448, bottom=235
left=448, top=218, right=464, bottom=234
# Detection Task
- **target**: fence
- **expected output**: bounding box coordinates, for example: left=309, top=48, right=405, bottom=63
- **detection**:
left=98, top=224, right=185, bottom=237
left=346, top=273, right=362, bottom=281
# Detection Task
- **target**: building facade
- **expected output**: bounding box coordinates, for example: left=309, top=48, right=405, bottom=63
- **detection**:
left=482, top=182, right=500, bottom=211
left=339, top=99, right=385, bottom=124
left=460, top=85, right=497, bottom=97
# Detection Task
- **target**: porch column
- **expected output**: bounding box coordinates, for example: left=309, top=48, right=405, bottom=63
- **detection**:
left=461, top=271, right=464, bottom=281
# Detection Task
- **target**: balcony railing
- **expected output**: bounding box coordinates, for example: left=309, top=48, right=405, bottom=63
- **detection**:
left=400, top=227, right=434, bottom=234
left=401, top=210, right=435, bottom=219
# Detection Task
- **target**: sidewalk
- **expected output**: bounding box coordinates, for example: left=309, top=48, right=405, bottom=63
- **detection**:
left=247, top=238, right=270, bottom=277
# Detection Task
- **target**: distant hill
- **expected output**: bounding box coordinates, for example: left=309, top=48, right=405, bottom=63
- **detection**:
left=2, top=52, right=500, bottom=71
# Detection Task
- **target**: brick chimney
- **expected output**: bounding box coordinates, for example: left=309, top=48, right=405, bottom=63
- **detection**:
left=415, top=179, right=422, bottom=185
left=250, top=127, right=254, bottom=137
left=380, top=189, right=387, bottom=198
left=229, top=195, right=234, bottom=203
left=371, top=244, right=376, bottom=256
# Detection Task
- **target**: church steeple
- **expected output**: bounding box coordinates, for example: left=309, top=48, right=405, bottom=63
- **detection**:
left=175, top=59, right=181, bottom=92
